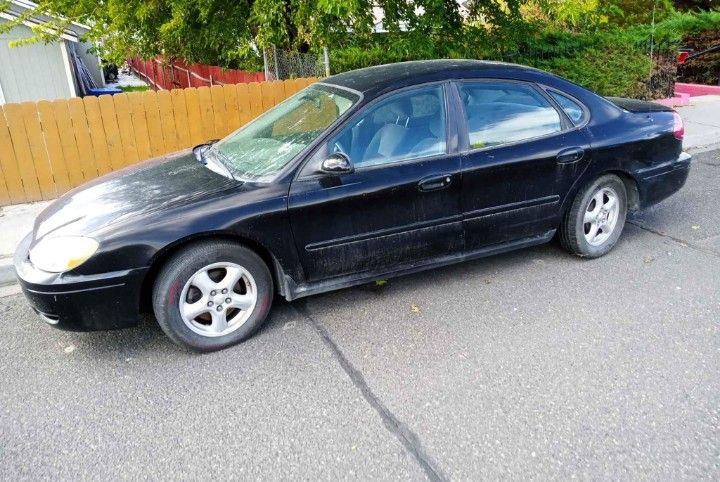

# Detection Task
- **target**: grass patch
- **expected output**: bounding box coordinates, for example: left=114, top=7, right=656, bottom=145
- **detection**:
left=118, top=85, right=150, bottom=92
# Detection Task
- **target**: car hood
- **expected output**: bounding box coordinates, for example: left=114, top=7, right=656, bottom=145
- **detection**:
left=32, top=150, right=241, bottom=242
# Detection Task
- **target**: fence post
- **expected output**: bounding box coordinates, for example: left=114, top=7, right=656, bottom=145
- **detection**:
left=323, top=47, right=330, bottom=77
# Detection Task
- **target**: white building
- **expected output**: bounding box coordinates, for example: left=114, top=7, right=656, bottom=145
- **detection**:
left=0, top=0, right=104, bottom=104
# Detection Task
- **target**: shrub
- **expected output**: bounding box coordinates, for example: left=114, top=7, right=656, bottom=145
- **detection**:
left=327, top=10, right=720, bottom=98
left=534, top=45, right=653, bottom=98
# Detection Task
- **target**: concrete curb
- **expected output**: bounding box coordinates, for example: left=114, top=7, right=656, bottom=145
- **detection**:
left=688, top=141, right=720, bottom=155
left=654, top=92, right=691, bottom=108
left=0, top=256, right=15, bottom=287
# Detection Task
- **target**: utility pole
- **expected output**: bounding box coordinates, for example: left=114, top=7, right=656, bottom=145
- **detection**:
left=272, top=45, right=280, bottom=80
left=323, top=47, right=330, bottom=77
left=262, top=48, right=270, bottom=80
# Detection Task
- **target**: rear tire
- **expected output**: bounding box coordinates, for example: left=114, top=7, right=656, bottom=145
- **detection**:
left=152, top=241, right=273, bottom=352
left=560, top=174, right=627, bottom=258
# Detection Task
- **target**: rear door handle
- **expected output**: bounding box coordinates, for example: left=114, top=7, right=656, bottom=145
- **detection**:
left=556, top=147, right=585, bottom=164
left=418, top=174, right=452, bottom=192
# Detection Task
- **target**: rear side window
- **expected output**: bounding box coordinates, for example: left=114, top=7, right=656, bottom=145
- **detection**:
left=549, top=91, right=586, bottom=125
left=458, top=81, right=562, bottom=149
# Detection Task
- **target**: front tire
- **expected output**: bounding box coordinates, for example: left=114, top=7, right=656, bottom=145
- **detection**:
left=152, top=241, right=273, bottom=351
left=560, top=174, right=627, bottom=258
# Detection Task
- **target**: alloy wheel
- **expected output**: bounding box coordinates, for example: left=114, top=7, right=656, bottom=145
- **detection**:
left=583, top=187, right=620, bottom=246
left=179, top=262, right=257, bottom=337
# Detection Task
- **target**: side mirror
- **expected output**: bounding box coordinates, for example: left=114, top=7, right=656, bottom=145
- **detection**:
left=320, top=153, right=354, bottom=175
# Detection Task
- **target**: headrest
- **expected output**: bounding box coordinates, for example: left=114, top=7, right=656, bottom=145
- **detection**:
left=373, top=98, right=412, bottom=124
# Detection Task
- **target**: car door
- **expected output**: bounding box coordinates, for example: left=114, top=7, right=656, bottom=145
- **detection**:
left=287, top=83, right=463, bottom=282
left=454, top=80, right=593, bottom=250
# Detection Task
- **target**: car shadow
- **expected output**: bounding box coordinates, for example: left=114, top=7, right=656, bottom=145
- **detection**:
left=73, top=231, right=648, bottom=358
left=74, top=302, right=295, bottom=359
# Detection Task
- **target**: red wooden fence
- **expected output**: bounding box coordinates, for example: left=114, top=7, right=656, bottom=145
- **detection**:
left=128, top=58, right=265, bottom=90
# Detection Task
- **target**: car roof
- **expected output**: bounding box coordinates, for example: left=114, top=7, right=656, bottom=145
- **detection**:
left=322, top=59, right=544, bottom=97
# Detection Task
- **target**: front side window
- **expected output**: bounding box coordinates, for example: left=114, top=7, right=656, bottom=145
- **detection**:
left=330, top=85, right=447, bottom=168
left=459, top=81, right=562, bottom=149
left=210, top=85, right=359, bottom=181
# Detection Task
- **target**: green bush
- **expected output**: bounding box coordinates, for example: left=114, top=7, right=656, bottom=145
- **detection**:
left=534, top=45, right=653, bottom=98
left=331, top=28, right=658, bottom=98
left=328, top=10, right=720, bottom=98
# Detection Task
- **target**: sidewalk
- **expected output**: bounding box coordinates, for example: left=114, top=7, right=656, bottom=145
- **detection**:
left=0, top=201, right=49, bottom=285
left=675, top=95, right=720, bottom=152
left=1, top=94, right=720, bottom=286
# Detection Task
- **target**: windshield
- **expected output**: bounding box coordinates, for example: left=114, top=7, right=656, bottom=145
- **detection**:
left=209, top=84, right=359, bottom=181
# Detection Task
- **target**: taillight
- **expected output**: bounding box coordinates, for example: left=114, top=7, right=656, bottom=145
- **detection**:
left=672, top=111, right=684, bottom=140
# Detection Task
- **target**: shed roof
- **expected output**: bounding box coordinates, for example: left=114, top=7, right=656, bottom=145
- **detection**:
left=1, top=0, right=91, bottom=42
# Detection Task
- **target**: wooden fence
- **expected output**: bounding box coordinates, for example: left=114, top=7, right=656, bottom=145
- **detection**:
left=128, top=58, right=266, bottom=90
left=0, top=77, right=320, bottom=206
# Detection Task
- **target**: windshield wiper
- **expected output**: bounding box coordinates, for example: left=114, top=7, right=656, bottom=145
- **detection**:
left=193, top=141, right=238, bottom=181
left=207, top=147, right=237, bottom=177
left=193, top=139, right=219, bottom=164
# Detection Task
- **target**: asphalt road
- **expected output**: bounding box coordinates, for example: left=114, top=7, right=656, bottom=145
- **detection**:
left=2, top=149, right=719, bottom=480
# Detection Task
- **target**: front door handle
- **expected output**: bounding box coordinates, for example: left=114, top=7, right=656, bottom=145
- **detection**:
left=418, top=174, right=452, bottom=192
left=556, top=147, right=585, bottom=164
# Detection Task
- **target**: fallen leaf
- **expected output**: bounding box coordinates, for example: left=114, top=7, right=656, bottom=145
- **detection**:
left=643, top=256, right=655, bottom=264
left=375, top=279, right=387, bottom=286
left=410, top=304, right=420, bottom=313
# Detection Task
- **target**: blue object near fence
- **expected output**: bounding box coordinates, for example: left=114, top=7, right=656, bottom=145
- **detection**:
left=87, top=87, right=123, bottom=96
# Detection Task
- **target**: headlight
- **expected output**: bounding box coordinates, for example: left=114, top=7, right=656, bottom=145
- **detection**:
left=29, top=236, right=99, bottom=273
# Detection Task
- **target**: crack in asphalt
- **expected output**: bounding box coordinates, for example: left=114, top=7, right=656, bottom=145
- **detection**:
left=295, top=302, right=447, bottom=482
left=628, top=220, right=720, bottom=258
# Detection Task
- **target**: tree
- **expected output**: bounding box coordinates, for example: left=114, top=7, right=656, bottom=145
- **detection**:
left=0, top=0, right=526, bottom=69
left=606, top=0, right=675, bottom=26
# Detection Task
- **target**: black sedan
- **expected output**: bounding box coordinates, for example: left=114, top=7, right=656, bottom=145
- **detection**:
left=15, top=60, right=691, bottom=351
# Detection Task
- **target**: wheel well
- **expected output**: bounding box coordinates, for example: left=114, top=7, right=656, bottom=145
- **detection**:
left=608, top=170, right=640, bottom=212
left=561, top=170, right=641, bottom=221
left=139, top=233, right=279, bottom=314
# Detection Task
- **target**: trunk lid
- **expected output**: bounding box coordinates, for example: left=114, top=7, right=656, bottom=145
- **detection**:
left=606, top=97, right=673, bottom=113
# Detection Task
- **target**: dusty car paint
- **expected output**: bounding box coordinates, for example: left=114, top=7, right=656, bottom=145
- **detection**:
left=14, top=60, right=690, bottom=332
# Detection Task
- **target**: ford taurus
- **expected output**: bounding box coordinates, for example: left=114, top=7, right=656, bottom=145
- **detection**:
left=15, top=60, right=691, bottom=351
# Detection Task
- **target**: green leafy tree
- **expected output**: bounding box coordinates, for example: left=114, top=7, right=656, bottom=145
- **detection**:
left=0, top=0, right=526, bottom=69
left=606, top=0, right=675, bottom=26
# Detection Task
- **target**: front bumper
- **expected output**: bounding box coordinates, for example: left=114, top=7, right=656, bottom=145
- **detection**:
left=14, top=233, right=148, bottom=331
left=636, top=151, right=691, bottom=208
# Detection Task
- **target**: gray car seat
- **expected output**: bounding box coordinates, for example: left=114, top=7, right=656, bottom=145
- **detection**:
left=360, top=99, right=413, bottom=165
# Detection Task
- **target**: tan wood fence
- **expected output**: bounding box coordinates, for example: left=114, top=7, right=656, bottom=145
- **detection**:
left=0, top=77, right=320, bottom=206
